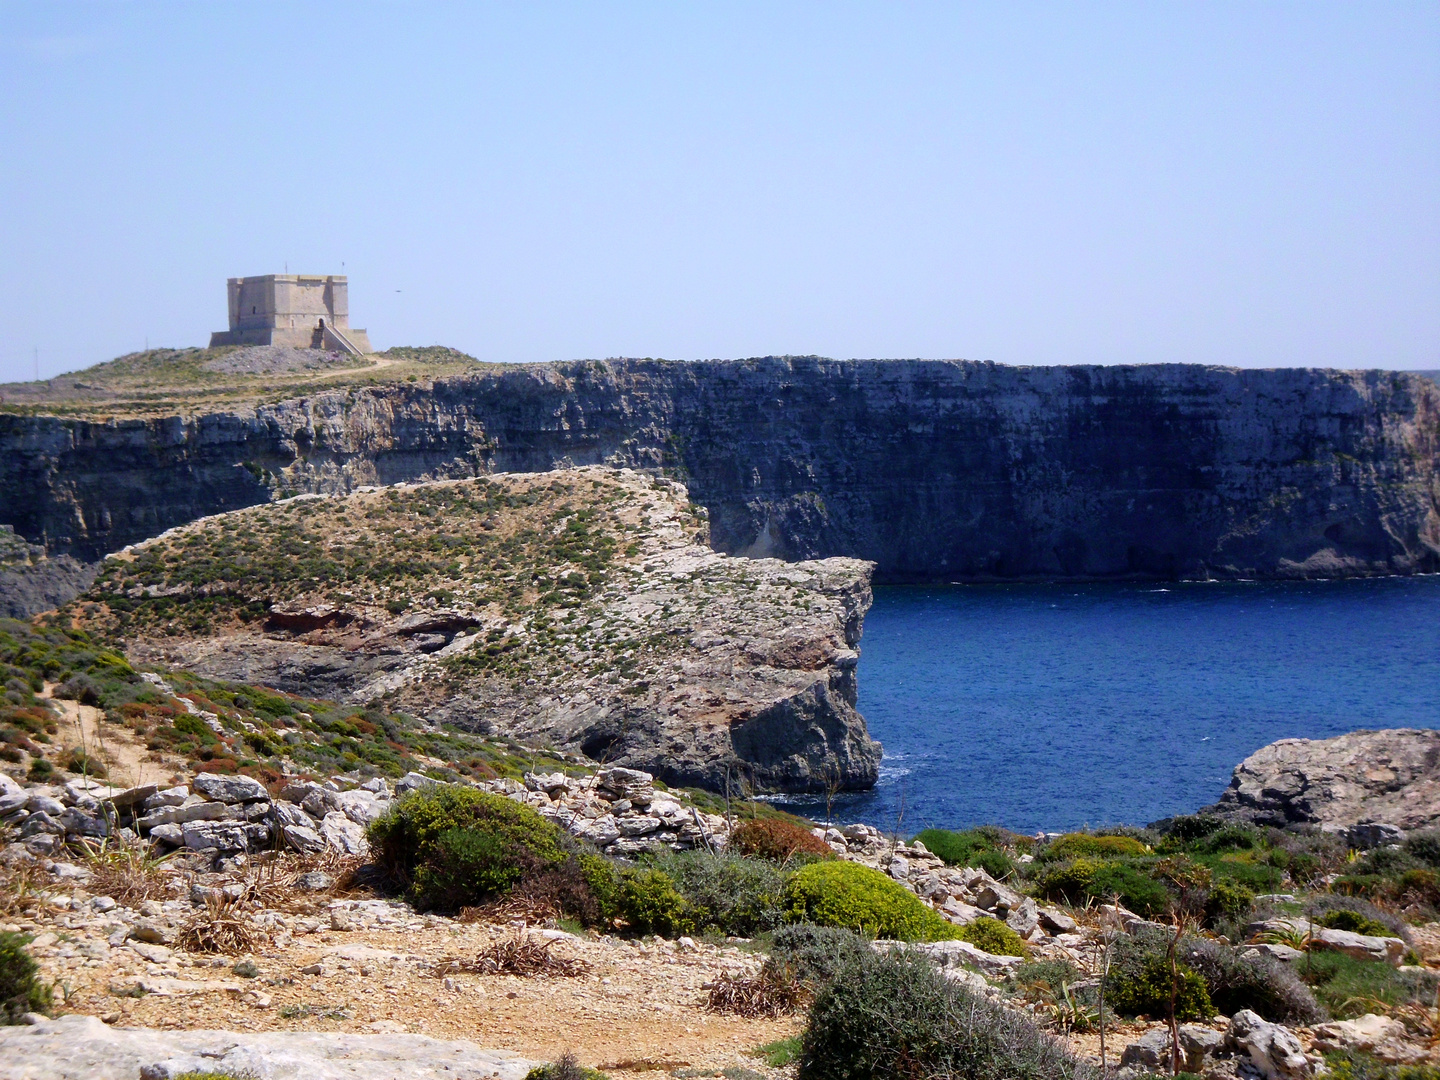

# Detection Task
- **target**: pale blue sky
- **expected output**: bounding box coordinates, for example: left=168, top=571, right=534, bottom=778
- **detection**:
left=2, top=2, right=1436, bottom=380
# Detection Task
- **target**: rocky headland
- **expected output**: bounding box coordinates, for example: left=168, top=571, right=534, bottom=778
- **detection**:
left=2, top=359, right=1436, bottom=599
left=1203, top=728, right=1440, bottom=842
left=63, top=466, right=880, bottom=794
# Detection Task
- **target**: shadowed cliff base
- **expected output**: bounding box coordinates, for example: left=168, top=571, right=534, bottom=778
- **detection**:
left=1, top=357, right=1436, bottom=587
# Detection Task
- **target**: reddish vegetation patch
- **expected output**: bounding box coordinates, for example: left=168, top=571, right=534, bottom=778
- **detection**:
left=730, top=818, right=834, bottom=863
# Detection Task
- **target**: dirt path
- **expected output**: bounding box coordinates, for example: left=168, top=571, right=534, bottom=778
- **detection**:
left=42, top=686, right=178, bottom=791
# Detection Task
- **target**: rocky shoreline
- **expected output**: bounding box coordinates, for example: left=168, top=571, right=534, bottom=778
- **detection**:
left=4, top=726, right=1440, bottom=1078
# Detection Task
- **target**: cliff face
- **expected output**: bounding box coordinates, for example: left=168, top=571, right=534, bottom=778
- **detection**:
left=3, top=359, right=1437, bottom=582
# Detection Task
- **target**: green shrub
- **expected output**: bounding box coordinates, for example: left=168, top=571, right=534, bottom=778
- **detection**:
left=799, top=947, right=1098, bottom=1080
left=1044, top=833, right=1149, bottom=860
left=617, top=868, right=695, bottom=937
left=769, top=924, right=873, bottom=987
left=1036, top=857, right=1174, bottom=916
left=650, top=850, right=789, bottom=936
left=1107, top=952, right=1212, bottom=1022
left=730, top=818, right=833, bottom=863
left=0, top=932, right=52, bottom=1024
left=1204, top=879, right=1255, bottom=925
left=577, top=853, right=621, bottom=921
left=523, top=1051, right=610, bottom=1080
left=1403, top=830, right=1440, bottom=870
left=62, top=748, right=106, bottom=777
left=915, top=828, right=1015, bottom=879
left=783, top=861, right=961, bottom=943
left=26, top=757, right=53, bottom=782
left=1317, top=909, right=1394, bottom=938
left=367, top=786, right=565, bottom=910
left=957, top=916, right=1028, bottom=958
left=1178, top=936, right=1323, bottom=1024
left=1008, top=958, right=1084, bottom=1002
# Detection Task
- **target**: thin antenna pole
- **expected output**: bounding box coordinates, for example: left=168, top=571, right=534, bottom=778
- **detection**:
left=34, top=347, right=39, bottom=382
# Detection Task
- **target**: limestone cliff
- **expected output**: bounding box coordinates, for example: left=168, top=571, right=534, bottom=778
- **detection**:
left=69, top=467, right=880, bottom=794
left=3, top=359, right=1437, bottom=583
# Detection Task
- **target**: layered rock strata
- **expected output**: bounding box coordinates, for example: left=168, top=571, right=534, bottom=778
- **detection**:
left=4, top=359, right=1436, bottom=583
left=70, top=467, right=880, bottom=793
left=1203, top=728, right=1440, bottom=838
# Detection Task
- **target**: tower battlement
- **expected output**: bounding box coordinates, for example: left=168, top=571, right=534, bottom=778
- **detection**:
left=209, top=274, right=372, bottom=355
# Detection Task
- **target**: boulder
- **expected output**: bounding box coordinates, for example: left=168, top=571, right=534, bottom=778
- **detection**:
left=1311, top=1014, right=1428, bottom=1064
left=1005, top=896, right=1040, bottom=938
left=143, top=786, right=189, bottom=810
left=1205, top=729, right=1440, bottom=831
left=137, top=800, right=235, bottom=831
left=395, top=772, right=441, bottom=795
left=1227, top=1009, right=1315, bottom=1079
left=1039, top=906, right=1078, bottom=934
left=192, top=773, right=269, bottom=803
left=910, top=938, right=1023, bottom=977
left=320, top=811, right=369, bottom=855
left=1311, top=926, right=1407, bottom=966
left=282, top=824, right=327, bottom=855
left=0, top=1013, right=537, bottom=1080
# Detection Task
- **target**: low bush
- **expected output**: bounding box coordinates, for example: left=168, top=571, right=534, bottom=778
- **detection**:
left=62, top=748, right=106, bottom=777
left=1204, top=879, right=1255, bottom=925
left=616, top=868, right=695, bottom=937
left=1178, top=936, right=1324, bottom=1025
left=1009, top=958, right=1084, bottom=1001
left=1043, top=833, right=1149, bottom=860
left=650, top=850, right=789, bottom=936
left=800, top=947, right=1098, bottom=1080
left=523, top=1052, right=609, bottom=1080
left=783, top=861, right=961, bottom=943
left=1035, top=857, right=1174, bottom=916
left=1403, top=830, right=1440, bottom=869
left=367, top=787, right=566, bottom=911
left=1107, top=952, right=1212, bottom=1022
left=0, top=931, right=52, bottom=1024
left=729, top=818, right=833, bottom=863
left=769, top=923, right=874, bottom=987
left=915, top=828, right=1015, bottom=879
left=957, top=916, right=1028, bottom=957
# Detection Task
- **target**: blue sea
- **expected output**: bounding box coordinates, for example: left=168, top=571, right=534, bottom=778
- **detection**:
left=776, top=578, right=1440, bottom=834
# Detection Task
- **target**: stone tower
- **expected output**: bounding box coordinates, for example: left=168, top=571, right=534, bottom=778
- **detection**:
left=208, top=274, right=372, bottom=355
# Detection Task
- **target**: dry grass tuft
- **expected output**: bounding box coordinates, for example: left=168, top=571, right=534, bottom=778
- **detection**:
left=78, top=839, right=174, bottom=906
left=432, top=933, right=590, bottom=978
left=705, top=964, right=807, bottom=1018
left=0, top=861, right=50, bottom=918
left=176, top=897, right=264, bottom=955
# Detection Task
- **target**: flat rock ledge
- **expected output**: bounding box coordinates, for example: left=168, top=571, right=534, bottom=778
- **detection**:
left=0, top=1013, right=537, bottom=1080
left=1203, top=728, right=1440, bottom=840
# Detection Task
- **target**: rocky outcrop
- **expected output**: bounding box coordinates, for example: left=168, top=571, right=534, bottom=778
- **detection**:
left=1203, top=728, right=1440, bottom=836
left=0, top=524, right=97, bottom=618
left=0, top=1013, right=536, bottom=1079
left=77, top=467, right=881, bottom=794
left=3, top=359, right=1436, bottom=583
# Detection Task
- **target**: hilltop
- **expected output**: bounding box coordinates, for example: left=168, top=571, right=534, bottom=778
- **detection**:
left=0, top=345, right=486, bottom=420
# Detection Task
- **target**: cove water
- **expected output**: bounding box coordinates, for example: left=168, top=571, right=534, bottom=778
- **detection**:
left=776, top=577, right=1440, bottom=834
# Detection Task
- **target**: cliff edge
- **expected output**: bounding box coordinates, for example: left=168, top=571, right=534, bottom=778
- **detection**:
left=3, top=359, right=1436, bottom=588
